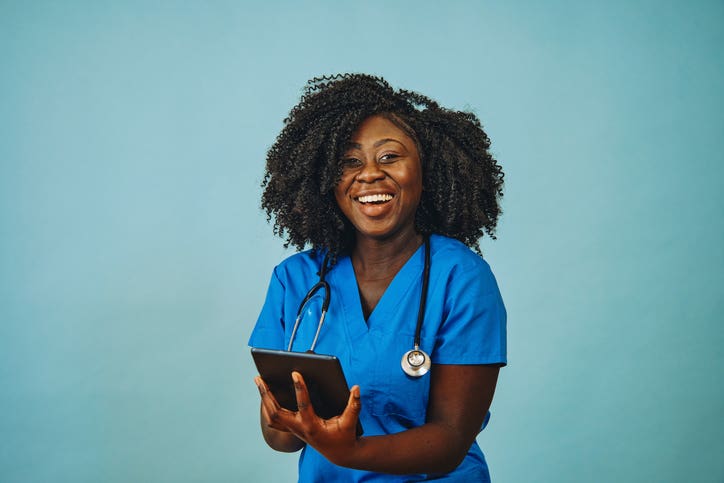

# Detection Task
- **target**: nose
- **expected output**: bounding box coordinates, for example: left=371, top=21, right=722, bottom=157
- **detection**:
left=355, top=160, right=385, bottom=183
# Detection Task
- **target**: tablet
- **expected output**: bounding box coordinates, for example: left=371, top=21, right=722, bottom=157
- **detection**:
left=251, top=347, right=363, bottom=436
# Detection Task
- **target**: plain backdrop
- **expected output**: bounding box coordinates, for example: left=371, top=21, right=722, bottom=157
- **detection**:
left=1, top=1, right=723, bottom=482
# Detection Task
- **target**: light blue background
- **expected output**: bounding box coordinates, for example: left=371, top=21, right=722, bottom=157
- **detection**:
left=1, top=1, right=722, bottom=482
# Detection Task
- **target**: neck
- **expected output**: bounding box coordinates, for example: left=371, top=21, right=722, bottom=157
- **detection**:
left=351, top=229, right=424, bottom=278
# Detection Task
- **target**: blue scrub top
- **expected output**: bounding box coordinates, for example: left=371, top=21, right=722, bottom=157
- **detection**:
left=249, top=235, right=507, bottom=482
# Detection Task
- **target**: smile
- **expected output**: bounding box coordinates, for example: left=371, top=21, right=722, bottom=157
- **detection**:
left=356, top=194, right=394, bottom=204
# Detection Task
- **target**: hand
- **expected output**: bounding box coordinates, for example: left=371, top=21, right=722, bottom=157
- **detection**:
left=255, top=371, right=362, bottom=466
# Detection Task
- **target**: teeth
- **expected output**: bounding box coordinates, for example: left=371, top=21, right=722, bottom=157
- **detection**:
left=357, top=194, right=393, bottom=203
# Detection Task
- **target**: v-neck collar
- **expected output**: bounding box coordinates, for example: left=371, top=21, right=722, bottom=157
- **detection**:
left=331, top=243, right=426, bottom=338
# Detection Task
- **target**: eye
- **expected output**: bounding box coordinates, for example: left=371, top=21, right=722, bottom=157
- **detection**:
left=379, top=153, right=399, bottom=164
left=341, top=157, right=362, bottom=169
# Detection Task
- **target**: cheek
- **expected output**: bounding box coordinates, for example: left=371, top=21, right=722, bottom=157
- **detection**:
left=402, top=167, right=423, bottom=198
left=333, top=184, right=345, bottom=205
left=334, top=172, right=355, bottom=199
left=333, top=180, right=352, bottom=213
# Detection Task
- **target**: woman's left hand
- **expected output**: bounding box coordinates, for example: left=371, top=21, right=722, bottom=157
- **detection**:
left=255, top=371, right=362, bottom=465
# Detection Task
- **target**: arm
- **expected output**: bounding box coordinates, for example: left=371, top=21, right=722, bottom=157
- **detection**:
left=256, top=364, right=499, bottom=475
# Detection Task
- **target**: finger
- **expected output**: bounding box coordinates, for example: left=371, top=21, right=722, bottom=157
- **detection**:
left=254, top=376, right=268, bottom=398
left=255, top=377, right=279, bottom=416
left=254, top=376, right=276, bottom=406
left=339, top=385, right=362, bottom=433
left=291, top=371, right=316, bottom=417
left=255, top=376, right=291, bottom=430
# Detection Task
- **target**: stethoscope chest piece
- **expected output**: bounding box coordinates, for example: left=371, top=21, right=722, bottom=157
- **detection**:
left=401, top=347, right=431, bottom=377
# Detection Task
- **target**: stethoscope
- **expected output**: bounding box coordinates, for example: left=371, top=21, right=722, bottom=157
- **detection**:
left=287, top=236, right=432, bottom=378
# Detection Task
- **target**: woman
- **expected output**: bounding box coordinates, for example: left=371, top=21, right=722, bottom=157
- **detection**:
left=250, top=74, right=506, bottom=481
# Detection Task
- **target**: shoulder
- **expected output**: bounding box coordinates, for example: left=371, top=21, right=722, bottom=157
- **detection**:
left=429, top=235, right=499, bottom=293
left=271, top=248, right=328, bottom=285
left=429, top=234, right=495, bottom=274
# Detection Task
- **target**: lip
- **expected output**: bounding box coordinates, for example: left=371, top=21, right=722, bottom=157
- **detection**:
left=349, top=190, right=397, bottom=219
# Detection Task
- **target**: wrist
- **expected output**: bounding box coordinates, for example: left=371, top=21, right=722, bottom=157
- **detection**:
left=326, top=436, right=366, bottom=468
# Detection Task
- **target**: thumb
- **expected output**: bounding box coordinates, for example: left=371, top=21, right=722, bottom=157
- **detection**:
left=340, top=385, right=361, bottom=430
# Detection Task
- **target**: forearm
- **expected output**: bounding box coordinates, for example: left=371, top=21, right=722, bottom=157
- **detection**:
left=328, top=365, right=499, bottom=474
left=333, top=422, right=473, bottom=475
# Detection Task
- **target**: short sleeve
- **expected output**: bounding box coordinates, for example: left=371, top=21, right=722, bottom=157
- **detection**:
left=248, top=267, right=287, bottom=350
left=433, top=262, right=507, bottom=366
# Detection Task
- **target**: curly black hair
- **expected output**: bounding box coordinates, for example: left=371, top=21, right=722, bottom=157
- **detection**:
left=261, top=73, right=504, bottom=256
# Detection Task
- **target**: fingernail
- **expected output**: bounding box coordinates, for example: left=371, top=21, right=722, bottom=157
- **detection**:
left=292, top=372, right=300, bottom=383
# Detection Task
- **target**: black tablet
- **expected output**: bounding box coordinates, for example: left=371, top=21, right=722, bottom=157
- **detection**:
left=251, top=347, right=363, bottom=436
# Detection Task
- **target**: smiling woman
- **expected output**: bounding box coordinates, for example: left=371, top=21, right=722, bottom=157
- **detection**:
left=250, top=74, right=507, bottom=482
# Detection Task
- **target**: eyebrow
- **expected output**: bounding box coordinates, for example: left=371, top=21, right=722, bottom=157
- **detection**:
left=345, top=138, right=406, bottom=150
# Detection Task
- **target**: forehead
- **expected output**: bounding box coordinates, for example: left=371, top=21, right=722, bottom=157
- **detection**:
left=348, top=115, right=416, bottom=147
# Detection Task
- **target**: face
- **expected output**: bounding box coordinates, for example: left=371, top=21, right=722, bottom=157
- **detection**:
left=334, top=115, right=423, bottom=242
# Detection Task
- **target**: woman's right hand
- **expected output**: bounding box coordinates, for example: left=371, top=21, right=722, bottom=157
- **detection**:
left=255, top=372, right=363, bottom=463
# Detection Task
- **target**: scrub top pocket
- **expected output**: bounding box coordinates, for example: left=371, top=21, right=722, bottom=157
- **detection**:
left=368, top=327, right=431, bottom=429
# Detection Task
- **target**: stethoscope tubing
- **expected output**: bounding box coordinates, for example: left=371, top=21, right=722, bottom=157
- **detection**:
left=412, top=236, right=430, bottom=351
left=287, top=254, right=332, bottom=353
left=287, top=236, right=431, bottom=377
